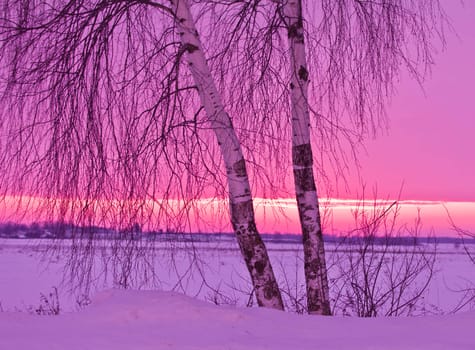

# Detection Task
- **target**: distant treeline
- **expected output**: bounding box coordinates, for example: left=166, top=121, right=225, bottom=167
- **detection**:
left=0, top=221, right=108, bottom=239
left=0, top=221, right=210, bottom=240
left=0, top=221, right=473, bottom=245
left=264, top=233, right=474, bottom=245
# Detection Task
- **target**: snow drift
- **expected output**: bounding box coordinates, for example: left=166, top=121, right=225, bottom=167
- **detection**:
left=0, top=289, right=473, bottom=350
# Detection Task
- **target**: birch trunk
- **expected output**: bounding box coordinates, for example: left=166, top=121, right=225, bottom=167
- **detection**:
left=170, top=0, right=284, bottom=310
left=283, top=0, right=331, bottom=315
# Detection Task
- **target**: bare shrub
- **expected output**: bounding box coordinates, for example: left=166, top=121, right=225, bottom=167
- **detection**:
left=29, top=287, right=61, bottom=316
left=205, top=284, right=239, bottom=307
left=449, top=219, right=475, bottom=267
left=75, top=294, right=92, bottom=310
left=276, top=251, right=308, bottom=314
left=330, top=198, right=436, bottom=317
left=448, top=217, right=475, bottom=312
left=450, top=282, right=475, bottom=314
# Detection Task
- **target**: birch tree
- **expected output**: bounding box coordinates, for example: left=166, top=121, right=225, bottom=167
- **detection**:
left=170, top=0, right=283, bottom=310
left=0, top=0, right=283, bottom=310
left=200, top=0, right=446, bottom=314
left=282, top=0, right=330, bottom=315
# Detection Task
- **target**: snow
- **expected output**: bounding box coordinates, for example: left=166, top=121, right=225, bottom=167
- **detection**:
left=0, top=239, right=474, bottom=349
left=0, top=289, right=474, bottom=350
left=3, top=239, right=474, bottom=314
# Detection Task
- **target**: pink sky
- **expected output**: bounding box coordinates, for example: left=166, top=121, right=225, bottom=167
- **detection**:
left=0, top=1, right=473, bottom=237
left=253, top=199, right=475, bottom=236
left=344, top=0, right=475, bottom=203
left=266, top=0, right=475, bottom=236
left=294, top=0, right=475, bottom=236
left=1, top=196, right=473, bottom=237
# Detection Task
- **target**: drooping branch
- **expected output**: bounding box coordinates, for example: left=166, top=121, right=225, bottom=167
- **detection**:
left=0, top=0, right=231, bottom=292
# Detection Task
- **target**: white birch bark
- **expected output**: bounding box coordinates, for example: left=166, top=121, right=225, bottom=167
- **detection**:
left=283, top=0, right=331, bottom=315
left=170, top=0, right=284, bottom=310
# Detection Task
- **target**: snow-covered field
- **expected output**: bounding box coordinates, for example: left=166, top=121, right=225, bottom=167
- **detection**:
left=0, top=238, right=474, bottom=349
left=1, top=289, right=474, bottom=350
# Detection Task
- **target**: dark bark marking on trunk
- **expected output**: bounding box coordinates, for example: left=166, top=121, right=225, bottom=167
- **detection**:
left=292, top=143, right=313, bottom=167
left=183, top=43, right=199, bottom=53
left=293, top=144, right=316, bottom=191
left=241, top=236, right=256, bottom=262
left=287, top=20, right=304, bottom=43
left=264, top=283, right=281, bottom=300
left=230, top=158, right=247, bottom=178
left=230, top=200, right=253, bottom=229
left=298, top=66, right=308, bottom=81
left=294, top=168, right=316, bottom=192
left=301, top=222, right=315, bottom=236
left=305, top=258, right=321, bottom=280
left=254, top=260, right=265, bottom=274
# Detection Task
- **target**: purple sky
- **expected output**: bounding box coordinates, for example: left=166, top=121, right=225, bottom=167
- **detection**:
left=350, top=0, right=475, bottom=202
left=1, top=1, right=472, bottom=236
left=261, top=0, right=475, bottom=236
